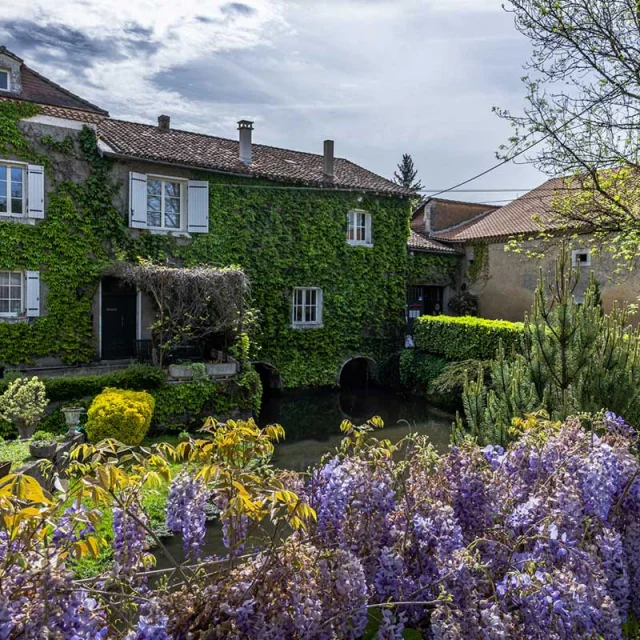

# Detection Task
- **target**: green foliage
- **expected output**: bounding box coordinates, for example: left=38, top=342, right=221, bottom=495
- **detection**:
left=0, top=105, right=127, bottom=365
left=31, top=429, right=55, bottom=442
left=414, top=314, right=523, bottom=361
left=0, top=439, right=31, bottom=466
left=0, top=377, right=48, bottom=439
left=462, top=247, right=640, bottom=445
left=399, top=350, right=448, bottom=395
left=86, top=388, right=155, bottom=445
left=180, top=178, right=412, bottom=388
left=467, top=243, right=488, bottom=283
left=0, top=364, right=167, bottom=402
left=407, top=251, right=459, bottom=287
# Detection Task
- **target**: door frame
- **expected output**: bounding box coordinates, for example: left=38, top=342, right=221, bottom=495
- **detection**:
left=98, top=278, right=141, bottom=360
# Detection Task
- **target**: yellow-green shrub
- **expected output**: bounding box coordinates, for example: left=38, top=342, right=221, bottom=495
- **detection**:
left=86, top=388, right=154, bottom=445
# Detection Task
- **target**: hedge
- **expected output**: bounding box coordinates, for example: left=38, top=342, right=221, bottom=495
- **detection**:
left=0, top=363, right=167, bottom=402
left=414, top=315, right=523, bottom=361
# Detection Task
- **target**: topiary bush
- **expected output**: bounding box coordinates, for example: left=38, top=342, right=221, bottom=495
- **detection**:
left=0, top=377, right=48, bottom=440
left=414, top=314, right=523, bottom=360
left=85, top=388, right=155, bottom=446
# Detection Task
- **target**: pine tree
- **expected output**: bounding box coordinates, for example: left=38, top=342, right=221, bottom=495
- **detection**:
left=393, top=154, right=424, bottom=192
left=460, top=243, right=640, bottom=446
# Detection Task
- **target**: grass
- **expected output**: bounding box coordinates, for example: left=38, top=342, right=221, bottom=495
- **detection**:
left=0, top=439, right=33, bottom=468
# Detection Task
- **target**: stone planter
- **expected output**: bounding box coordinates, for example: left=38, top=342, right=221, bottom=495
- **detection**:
left=0, top=461, right=11, bottom=478
left=206, top=362, right=238, bottom=377
left=29, top=441, right=58, bottom=459
left=168, top=364, right=195, bottom=379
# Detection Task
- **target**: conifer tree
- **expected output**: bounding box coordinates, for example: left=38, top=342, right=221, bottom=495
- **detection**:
left=461, top=243, right=640, bottom=446
left=393, top=154, right=424, bottom=192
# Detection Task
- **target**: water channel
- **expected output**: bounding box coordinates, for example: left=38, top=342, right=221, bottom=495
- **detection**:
left=155, top=388, right=454, bottom=569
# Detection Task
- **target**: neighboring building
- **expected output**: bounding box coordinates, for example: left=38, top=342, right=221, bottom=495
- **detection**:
left=412, top=181, right=640, bottom=322
left=0, top=47, right=413, bottom=387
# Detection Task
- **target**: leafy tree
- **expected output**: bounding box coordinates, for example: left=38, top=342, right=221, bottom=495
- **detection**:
left=393, top=153, right=424, bottom=191
left=497, top=0, right=640, bottom=262
left=460, top=244, right=640, bottom=445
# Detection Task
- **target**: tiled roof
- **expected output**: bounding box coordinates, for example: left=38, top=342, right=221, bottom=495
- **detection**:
left=0, top=47, right=108, bottom=116
left=98, top=119, right=412, bottom=196
left=433, top=178, right=567, bottom=242
left=407, top=229, right=461, bottom=254
left=0, top=97, right=107, bottom=125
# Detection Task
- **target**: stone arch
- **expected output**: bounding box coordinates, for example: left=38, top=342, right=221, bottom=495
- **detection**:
left=338, top=356, right=377, bottom=389
left=252, top=362, right=283, bottom=395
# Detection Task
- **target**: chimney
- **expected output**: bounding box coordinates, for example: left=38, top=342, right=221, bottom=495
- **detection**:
left=323, top=139, right=334, bottom=179
left=157, top=114, right=170, bottom=131
left=238, top=120, right=254, bottom=164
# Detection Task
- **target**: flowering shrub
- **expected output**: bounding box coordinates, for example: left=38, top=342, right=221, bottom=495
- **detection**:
left=0, top=376, right=48, bottom=440
left=85, top=387, right=154, bottom=445
left=1, top=413, right=640, bottom=638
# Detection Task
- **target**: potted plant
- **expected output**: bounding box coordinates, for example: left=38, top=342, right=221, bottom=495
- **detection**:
left=168, top=362, right=207, bottom=380
left=0, top=377, right=48, bottom=440
left=178, top=430, right=191, bottom=442
left=29, top=430, right=58, bottom=459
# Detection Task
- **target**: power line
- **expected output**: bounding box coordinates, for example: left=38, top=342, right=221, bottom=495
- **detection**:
left=426, top=90, right=618, bottom=200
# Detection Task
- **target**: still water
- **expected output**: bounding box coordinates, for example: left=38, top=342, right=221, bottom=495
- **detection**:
left=259, top=388, right=454, bottom=470
left=155, top=389, right=453, bottom=570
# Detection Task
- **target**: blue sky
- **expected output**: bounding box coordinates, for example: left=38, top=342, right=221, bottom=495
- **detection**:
left=0, top=0, right=546, bottom=202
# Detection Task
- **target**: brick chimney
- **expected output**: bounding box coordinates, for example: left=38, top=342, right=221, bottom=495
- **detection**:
left=323, top=139, right=334, bottom=179
left=238, top=120, right=254, bottom=164
left=157, top=115, right=170, bottom=131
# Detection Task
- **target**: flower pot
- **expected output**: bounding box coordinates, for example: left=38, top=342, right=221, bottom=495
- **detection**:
left=206, top=362, right=238, bottom=377
left=0, top=461, right=11, bottom=478
left=29, top=442, right=57, bottom=459
left=168, top=364, right=195, bottom=379
left=18, top=423, right=36, bottom=441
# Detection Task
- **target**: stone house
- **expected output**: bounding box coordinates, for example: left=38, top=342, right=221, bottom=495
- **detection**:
left=410, top=181, right=640, bottom=322
left=0, top=46, right=414, bottom=387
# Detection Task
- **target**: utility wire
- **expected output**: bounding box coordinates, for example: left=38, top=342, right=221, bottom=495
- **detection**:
left=425, top=90, right=618, bottom=200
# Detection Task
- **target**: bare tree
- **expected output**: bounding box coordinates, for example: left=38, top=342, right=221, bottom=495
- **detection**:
left=112, top=262, right=248, bottom=366
left=497, top=0, right=640, bottom=261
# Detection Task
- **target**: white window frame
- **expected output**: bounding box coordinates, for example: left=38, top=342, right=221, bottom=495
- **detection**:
left=571, top=249, right=591, bottom=268
left=291, top=287, right=323, bottom=328
left=0, top=69, right=9, bottom=92
left=146, top=174, right=186, bottom=231
left=0, top=271, right=23, bottom=318
left=347, top=209, right=372, bottom=247
left=0, top=161, right=26, bottom=217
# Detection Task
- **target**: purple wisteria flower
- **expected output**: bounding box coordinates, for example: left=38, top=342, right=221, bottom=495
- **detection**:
left=166, top=472, right=209, bottom=558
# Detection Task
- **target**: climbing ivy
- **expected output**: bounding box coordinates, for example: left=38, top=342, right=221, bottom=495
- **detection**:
left=0, top=102, right=456, bottom=387
left=468, top=243, right=489, bottom=283
left=0, top=103, right=127, bottom=364
left=407, top=251, right=460, bottom=287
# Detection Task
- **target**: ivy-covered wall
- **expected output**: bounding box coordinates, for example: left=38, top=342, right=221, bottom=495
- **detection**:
left=0, top=102, right=459, bottom=388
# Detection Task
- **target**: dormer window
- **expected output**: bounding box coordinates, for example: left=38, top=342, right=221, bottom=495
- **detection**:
left=0, top=70, right=9, bottom=92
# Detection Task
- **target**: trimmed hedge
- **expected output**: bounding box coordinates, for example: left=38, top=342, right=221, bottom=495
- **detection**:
left=0, top=364, right=167, bottom=402
left=414, top=315, right=523, bottom=361
left=86, top=388, right=155, bottom=445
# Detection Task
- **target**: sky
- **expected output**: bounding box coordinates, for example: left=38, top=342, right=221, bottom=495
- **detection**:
left=0, top=0, right=547, bottom=202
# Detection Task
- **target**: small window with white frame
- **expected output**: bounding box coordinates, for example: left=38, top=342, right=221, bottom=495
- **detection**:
left=0, top=162, right=25, bottom=216
left=147, top=177, right=184, bottom=230
left=571, top=249, right=591, bottom=268
left=0, top=70, right=9, bottom=92
left=347, top=210, right=372, bottom=246
left=292, top=287, right=323, bottom=328
left=0, top=271, right=22, bottom=316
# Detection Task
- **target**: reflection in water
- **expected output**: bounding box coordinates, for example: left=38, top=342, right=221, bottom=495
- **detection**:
left=155, top=389, right=454, bottom=570
left=258, top=388, right=454, bottom=471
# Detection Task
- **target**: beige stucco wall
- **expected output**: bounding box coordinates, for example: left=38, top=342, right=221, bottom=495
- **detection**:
left=467, top=239, right=640, bottom=322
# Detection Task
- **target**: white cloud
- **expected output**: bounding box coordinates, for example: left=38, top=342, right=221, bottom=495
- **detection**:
left=0, top=0, right=545, bottom=197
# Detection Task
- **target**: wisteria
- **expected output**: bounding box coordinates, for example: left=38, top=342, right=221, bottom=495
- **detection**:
left=1, top=413, right=640, bottom=638
left=166, top=472, right=209, bottom=558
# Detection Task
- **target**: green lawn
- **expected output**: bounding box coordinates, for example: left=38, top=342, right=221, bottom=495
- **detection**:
left=0, top=439, right=32, bottom=469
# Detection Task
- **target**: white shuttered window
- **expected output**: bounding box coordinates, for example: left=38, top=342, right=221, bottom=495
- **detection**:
left=129, top=172, right=209, bottom=233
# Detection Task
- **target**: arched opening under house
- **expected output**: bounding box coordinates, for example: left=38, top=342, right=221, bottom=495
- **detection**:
left=338, top=357, right=377, bottom=390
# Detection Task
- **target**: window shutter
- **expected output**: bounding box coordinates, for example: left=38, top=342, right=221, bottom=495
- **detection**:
left=27, top=165, right=45, bottom=219
left=129, top=172, right=148, bottom=228
left=25, top=271, right=40, bottom=317
left=187, top=181, right=209, bottom=233
left=365, top=214, right=372, bottom=245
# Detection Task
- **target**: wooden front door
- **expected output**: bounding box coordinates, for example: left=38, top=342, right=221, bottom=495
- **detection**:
left=101, top=277, right=137, bottom=360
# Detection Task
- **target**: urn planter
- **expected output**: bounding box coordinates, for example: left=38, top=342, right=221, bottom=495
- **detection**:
left=29, top=441, right=57, bottom=459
